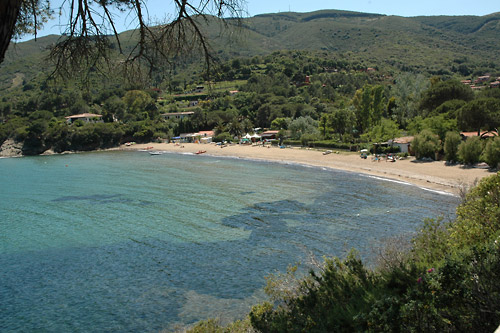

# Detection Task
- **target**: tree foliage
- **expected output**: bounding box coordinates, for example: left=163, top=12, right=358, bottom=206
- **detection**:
left=352, top=84, right=386, bottom=133
left=457, top=98, right=500, bottom=135
left=419, top=80, right=474, bottom=115
left=289, top=116, right=319, bottom=140
left=458, top=136, right=483, bottom=165
left=2, top=0, right=245, bottom=80
left=412, top=129, right=440, bottom=160
left=481, top=137, right=500, bottom=169
left=443, top=131, right=462, bottom=163
left=391, top=73, right=429, bottom=126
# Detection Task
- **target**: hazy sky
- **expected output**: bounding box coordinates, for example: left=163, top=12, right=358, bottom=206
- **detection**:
left=18, top=0, right=499, bottom=42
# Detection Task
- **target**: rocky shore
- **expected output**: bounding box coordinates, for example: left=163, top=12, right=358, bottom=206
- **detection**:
left=0, top=139, right=23, bottom=157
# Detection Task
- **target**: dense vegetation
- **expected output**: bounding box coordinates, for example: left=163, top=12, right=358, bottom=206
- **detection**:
left=1, top=48, right=499, bottom=167
left=183, top=172, right=500, bottom=332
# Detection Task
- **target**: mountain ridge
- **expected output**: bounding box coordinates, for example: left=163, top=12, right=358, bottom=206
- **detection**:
left=1, top=9, right=500, bottom=89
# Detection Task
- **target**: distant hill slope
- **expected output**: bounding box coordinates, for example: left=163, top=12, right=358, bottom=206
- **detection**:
left=1, top=10, right=500, bottom=88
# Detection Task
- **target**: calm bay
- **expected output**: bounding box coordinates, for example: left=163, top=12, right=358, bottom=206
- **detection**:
left=0, top=151, right=458, bottom=331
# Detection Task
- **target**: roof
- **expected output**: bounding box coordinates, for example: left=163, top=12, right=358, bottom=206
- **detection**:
left=261, top=130, right=280, bottom=135
left=461, top=131, right=498, bottom=138
left=393, top=136, right=414, bottom=144
left=65, top=113, right=102, bottom=119
left=162, top=112, right=195, bottom=116
left=196, top=131, right=214, bottom=137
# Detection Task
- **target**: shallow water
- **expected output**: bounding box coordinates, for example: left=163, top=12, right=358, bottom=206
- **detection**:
left=0, top=151, right=458, bottom=331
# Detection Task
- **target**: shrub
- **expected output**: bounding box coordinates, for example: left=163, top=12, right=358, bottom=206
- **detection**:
left=294, top=140, right=354, bottom=150
left=481, top=137, right=500, bottom=169
left=450, top=172, right=500, bottom=248
left=300, top=133, right=320, bottom=146
left=412, top=129, right=440, bottom=159
left=457, top=136, right=483, bottom=165
left=213, top=132, right=233, bottom=143
left=443, top=131, right=461, bottom=162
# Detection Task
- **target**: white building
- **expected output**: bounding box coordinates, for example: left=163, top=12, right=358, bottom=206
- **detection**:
left=65, top=113, right=103, bottom=124
left=162, top=111, right=195, bottom=120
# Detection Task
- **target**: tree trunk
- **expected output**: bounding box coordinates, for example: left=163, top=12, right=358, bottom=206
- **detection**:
left=0, top=0, right=22, bottom=64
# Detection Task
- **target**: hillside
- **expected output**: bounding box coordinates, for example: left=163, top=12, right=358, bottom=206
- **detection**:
left=1, top=9, right=500, bottom=89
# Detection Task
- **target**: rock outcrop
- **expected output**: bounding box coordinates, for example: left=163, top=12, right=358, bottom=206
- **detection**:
left=0, top=139, right=23, bottom=157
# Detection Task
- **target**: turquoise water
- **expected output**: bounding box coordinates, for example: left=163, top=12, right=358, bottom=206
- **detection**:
left=0, top=151, right=458, bottom=331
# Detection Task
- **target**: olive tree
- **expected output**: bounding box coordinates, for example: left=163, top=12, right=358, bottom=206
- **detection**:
left=481, top=137, right=500, bottom=169
left=412, top=129, right=440, bottom=160
left=443, top=131, right=462, bottom=163
left=458, top=137, right=483, bottom=165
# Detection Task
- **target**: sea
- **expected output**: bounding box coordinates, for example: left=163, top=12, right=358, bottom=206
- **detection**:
left=0, top=151, right=458, bottom=332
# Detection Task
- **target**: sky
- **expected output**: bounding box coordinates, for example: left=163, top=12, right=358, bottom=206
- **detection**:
left=18, top=0, right=499, bottom=42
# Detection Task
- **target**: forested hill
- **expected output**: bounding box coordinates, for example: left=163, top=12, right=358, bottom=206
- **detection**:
left=231, top=10, right=500, bottom=69
left=2, top=9, right=500, bottom=89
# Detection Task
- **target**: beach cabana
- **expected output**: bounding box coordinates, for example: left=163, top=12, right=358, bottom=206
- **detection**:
left=242, top=133, right=261, bottom=143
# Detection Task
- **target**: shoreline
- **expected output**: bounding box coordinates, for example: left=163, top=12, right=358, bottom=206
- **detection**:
left=116, top=143, right=495, bottom=196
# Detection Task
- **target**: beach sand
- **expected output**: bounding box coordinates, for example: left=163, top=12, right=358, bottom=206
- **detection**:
left=118, top=142, right=495, bottom=195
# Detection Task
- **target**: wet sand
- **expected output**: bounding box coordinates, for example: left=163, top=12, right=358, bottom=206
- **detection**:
left=117, top=143, right=495, bottom=195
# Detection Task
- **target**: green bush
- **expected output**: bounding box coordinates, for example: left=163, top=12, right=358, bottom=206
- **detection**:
left=300, top=133, right=320, bottom=146
left=307, top=140, right=355, bottom=150
left=457, top=136, right=483, bottom=165
left=450, top=172, right=500, bottom=248
left=412, top=129, right=440, bottom=159
left=213, top=132, right=233, bottom=143
left=481, top=137, right=500, bottom=169
left=443, top=131, right=462, bottom=162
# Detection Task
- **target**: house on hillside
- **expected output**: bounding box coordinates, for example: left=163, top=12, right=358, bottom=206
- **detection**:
left=161, top=111, right=194, bottom=120
left=460, top=131, right=498, bottom=139
left=65, top=113, right=103, bottom=124
left=475, top=75, right=490, bottom=84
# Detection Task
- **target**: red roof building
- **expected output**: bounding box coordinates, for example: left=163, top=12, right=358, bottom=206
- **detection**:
left=460, top=131, right=498, bottom=139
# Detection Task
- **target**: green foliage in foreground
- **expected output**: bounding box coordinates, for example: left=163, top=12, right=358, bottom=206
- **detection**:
left=247, top=173, right=500, bottom=332
left=189, top=173, right=500, bottom=332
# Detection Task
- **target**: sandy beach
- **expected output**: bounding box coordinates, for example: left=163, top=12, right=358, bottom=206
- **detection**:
left=118, top=142, right=495, bottom=195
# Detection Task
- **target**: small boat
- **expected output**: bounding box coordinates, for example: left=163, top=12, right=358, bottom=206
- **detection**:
left=323, top=150, right=332, bottom=155
left=149, top=151, right=163, bottom=155
left=195, top=150, right=206, bottom=155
